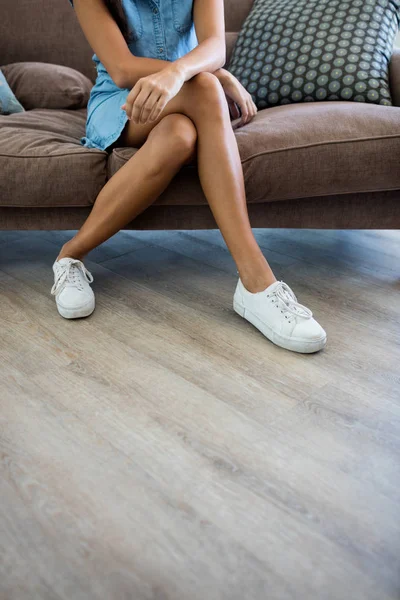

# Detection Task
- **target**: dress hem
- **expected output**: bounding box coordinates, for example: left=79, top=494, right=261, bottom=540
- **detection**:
left=80, top=97, right=130, bottom=152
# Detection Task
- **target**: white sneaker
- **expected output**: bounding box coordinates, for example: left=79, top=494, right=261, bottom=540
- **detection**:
left=51, top=257, right=95, bottom=319
left=233, top=278, right=327, bottom=353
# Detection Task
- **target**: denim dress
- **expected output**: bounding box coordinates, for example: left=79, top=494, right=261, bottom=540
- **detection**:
left=68, top=0, right=198, bottom=151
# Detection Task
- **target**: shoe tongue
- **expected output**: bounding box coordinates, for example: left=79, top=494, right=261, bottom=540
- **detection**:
left=264, top=279, right=282, bottom=294
left=56, top=257, right=77, bottom=266
left=262, top=279, right=309, bottom=316
left=265, top=280, right=298, bottom=305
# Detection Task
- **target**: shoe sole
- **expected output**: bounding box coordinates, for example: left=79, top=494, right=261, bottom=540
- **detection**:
left=233, top=298, right=327, bottom=353
left=56, top=298, right=95, bottom=319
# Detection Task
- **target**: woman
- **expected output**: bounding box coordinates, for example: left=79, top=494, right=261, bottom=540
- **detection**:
left=52, top=0, right=327, bottom=354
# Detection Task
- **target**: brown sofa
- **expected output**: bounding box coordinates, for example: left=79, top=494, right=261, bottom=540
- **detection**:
left=1, top=0, right=399, bottom=231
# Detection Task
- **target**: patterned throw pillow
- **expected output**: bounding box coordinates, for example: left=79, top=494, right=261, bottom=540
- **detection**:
left=227, top=0, right=400, bottom=109
left=0, top=68, right=25, bottom=115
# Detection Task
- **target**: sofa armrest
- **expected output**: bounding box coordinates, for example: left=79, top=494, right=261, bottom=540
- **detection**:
left=389, top=48, right=400, bottom=107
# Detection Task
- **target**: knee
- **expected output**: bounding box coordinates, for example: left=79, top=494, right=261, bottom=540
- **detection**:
left=154, top=113, right=198, bottom=161
left=190, top=72, right=227, bottom=117
left=192, top=71, right=221, bottom=95
left=145, top=114, right=197, bottom=174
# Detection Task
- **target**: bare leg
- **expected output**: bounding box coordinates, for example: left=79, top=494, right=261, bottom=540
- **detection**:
left=57, top=113, right=197, bottom=262
left=183, top=74, right=276, bottom=293
left=59, top=73, right=276, bottom=291
left=114, top=72, right=276, bottom=292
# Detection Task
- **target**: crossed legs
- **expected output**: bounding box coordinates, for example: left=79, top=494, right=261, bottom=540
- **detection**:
left=57, top=72, right=277, bottom=292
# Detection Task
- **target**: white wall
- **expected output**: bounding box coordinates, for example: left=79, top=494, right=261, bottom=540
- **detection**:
left=396, top=31, right=400, bottom=47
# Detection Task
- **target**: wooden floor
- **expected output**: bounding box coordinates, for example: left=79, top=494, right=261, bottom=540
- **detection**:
left=0, top=228, right=399, bottom=600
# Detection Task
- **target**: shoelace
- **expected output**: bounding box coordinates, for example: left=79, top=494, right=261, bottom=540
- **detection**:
left=51, top=259, right=94, bottom=296
left=269, top=281, right=313, bottom=320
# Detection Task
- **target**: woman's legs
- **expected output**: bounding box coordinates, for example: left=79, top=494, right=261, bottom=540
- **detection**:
left=178, top=73, right=276, bottom=293
left=118, top=72, right=277, bottom=292
left=57, top=113, right=198, bottom=261
left=59, top=71, right=276, bottom=292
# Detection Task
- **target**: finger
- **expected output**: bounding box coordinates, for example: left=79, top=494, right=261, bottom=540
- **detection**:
left=244, top=99, right=254, bottom=123
left=239, top=102, right=249, bottom=126
left=138, top=95, right=156, bottom=124
left=147, top=98, right=161, bottom=122
left=125, top=80, right=144, bottom=120
left=123, top=100, right=131, bottom=119
left=247, top=99, right=254, bottom=121
left=246, top=99, right=255, bottom=122
left=148, top=93, right=168, bottom=122
left=131, top=88, right=152, bottom=123
left=124, top=96, right=136, bottom=120
left=140, top=90, right=163, bottom=124
left=235, top=102, right=241, bottom=117
left=229, top=101, right=241, bottom=120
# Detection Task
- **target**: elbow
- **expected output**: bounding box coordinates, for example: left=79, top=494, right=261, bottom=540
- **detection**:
left=111, top=62, right=132, bottom=89
left=112, top=67, right=128, bottom=89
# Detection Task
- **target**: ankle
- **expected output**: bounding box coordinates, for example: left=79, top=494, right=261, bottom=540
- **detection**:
left=56, top=242, right=84, bottom=262
left=239, top=269, right=277, bottom=293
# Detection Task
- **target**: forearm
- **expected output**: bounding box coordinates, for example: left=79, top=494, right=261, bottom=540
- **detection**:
left=172, top=36, right=226, bottom=81
left=118, top=37, right=226, bottom=88
left=212, top=67, right=233, bottom=85
left=117, top=55, right=171, bottom=88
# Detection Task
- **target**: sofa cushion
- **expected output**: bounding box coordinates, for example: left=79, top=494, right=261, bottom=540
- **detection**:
left=227, top=0, right=400, bottom=109
left=108, top=100, right=400, bottom=205
left=0, top=108, right=107, bottom=207
left=236, top=100, right=400, bottom=202
left=1, top=62, right=93, bottom=110
left=0, top=69, right=25, bottom=115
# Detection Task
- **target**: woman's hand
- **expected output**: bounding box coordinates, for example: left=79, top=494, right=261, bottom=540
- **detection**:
left=215, top=68, right=258, bottom=129
left=121, top=65, right=186, bottom=125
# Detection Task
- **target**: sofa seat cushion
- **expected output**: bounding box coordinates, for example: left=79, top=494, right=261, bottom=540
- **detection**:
left=0, top=108, right=106, bottom=207
left=108, top=100, right=400, bottom=205
left=236, top=101, right=400, bottom=203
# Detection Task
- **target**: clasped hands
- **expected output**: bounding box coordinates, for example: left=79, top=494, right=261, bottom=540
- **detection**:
left=120, top=66, right=258, bottom=130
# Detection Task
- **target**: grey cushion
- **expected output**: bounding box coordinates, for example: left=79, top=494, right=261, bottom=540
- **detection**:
left=1, top=62, right=93, bottom=110
left=227, top=0, right=400, bottom=109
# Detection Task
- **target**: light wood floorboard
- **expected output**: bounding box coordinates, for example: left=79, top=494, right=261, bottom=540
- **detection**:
left=0, top=228, right=399, bottom=600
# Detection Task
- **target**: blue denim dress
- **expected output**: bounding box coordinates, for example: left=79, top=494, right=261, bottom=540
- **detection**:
left=68, top=0, right=198, bottom=151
